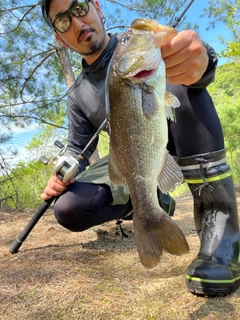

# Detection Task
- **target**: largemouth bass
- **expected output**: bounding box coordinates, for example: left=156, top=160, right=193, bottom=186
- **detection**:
left=106, top=18, right=189, bottom=268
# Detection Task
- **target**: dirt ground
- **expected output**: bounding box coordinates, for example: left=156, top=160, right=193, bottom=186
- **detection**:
left=1, top=188, right=240, bottom=320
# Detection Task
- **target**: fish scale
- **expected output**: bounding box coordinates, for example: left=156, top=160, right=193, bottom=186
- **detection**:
left=107, top=18, right=189, bottom=268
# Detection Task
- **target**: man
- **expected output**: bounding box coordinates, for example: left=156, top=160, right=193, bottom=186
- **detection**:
left=41, top=0, right=240, bottom=296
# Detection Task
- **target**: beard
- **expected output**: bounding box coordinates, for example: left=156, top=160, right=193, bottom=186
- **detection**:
left=83, top=34, right=105, bottom=56
left=77, top=24, right=106, bottom=56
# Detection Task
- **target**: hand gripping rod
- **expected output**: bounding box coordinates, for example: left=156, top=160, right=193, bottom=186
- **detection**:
left=9, top=119, right=108, bottom=254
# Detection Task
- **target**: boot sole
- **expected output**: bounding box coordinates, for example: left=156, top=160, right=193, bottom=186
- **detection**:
left=186, top=275, right=240, bottom=296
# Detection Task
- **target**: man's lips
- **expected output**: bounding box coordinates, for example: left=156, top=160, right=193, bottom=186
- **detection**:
left=78, top=29, right=94, bottom=42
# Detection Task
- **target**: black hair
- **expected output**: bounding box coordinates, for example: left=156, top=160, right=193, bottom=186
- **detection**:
left=41, top=0, right=53, bottom=27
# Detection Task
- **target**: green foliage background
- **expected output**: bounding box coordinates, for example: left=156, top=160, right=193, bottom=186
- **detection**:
left=0, top=0, right=239, bottom=209
left=208, top=62, right=240, bottom=183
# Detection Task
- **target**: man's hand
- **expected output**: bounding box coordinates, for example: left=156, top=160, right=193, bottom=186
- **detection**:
left=161, top=30, right=209, bottom=86
left=40, top=174, right=74, bottom=200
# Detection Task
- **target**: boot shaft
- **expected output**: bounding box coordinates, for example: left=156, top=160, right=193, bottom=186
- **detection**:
left=180, top=150, right=240, bottom=296
left=178, top=149, right=239, bottom=260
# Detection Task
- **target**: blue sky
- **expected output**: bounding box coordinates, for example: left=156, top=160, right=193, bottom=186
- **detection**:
left=183, top=0, right=229, bottom=65
left=3, top=125, right=41, bottom=164
left=5, top=0, right=230, bottom=162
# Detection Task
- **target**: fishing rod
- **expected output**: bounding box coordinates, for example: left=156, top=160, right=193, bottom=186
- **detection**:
left=9, top=119, right=108, bottom=254
left=172, top=0, right=195, bottom=28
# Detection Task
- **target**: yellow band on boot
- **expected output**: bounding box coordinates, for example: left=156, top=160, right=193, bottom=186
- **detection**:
left=185, top=171, right=232, bottom=184
left=186, top=274, right=240, bottom=284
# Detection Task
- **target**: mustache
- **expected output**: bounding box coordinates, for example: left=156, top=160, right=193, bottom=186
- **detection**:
left=78, top=27, right=95, bottom=42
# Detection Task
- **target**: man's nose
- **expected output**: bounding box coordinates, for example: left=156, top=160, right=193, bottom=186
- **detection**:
left=71, top=15, right=84, bottom=32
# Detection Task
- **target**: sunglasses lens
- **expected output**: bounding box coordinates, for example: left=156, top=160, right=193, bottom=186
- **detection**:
left=72, top=1, right=89, bottom=17
left=53, top=1, right=89, bottom=33
left=54, top=13, right=71, bottom=33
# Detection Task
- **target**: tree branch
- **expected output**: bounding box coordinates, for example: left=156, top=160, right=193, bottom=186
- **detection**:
left=6, top=114, right=68, bottom=129
left=20, top=49, right=56, bottom=100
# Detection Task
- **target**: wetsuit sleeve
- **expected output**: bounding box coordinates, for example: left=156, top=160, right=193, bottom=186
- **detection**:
left=189, top=42, right=218, bottom=89
left=65, top=94, right=99, bottom=174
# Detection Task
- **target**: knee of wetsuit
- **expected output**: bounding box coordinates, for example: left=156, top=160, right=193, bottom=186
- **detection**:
left=53, top=184, right=114, bottom=232
left=53, top=195, right=79, bottom=231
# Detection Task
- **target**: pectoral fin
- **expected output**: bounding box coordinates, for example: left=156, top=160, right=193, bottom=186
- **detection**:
left=142, top=83, right=159, bottom=119
left=157, top=150, right=183, bottom=193
left=164, top=91, right=180, bottom=121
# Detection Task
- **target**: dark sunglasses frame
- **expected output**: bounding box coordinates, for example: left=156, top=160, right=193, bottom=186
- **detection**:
left=52, top=0, right=91, bottom=33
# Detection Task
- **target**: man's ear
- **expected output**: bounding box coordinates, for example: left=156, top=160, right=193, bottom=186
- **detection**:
left=93, top=0, right=104, bottom=19
left=54, top=33, right=69, bottom=48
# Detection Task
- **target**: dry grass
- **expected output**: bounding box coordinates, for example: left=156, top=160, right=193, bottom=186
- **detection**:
left=1, top=190, right=240, bottom=320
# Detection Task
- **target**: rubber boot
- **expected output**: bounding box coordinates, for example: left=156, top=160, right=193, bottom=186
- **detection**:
left=178, top=149, right=240, bottom=296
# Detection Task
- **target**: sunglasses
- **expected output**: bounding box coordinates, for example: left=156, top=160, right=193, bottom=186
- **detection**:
left=52, top=0, right=91, bottom=33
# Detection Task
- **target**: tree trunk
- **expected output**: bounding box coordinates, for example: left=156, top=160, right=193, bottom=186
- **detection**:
left=54, top=39, right=75, bottom=88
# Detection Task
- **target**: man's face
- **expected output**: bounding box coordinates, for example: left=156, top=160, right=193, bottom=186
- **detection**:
left=49, top=0, right=107, bottom=58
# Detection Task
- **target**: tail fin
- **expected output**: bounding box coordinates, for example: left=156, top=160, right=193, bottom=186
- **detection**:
left=133, top=210, right=189, bottom=269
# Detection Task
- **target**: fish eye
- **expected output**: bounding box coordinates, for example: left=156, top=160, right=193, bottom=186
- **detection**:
left=120, top=30, right=133, bottom=44
left=120, top=35, right=131, bottom=44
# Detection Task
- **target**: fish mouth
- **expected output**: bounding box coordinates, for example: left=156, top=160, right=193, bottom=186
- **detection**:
left=132, top=69, right=157, bottom=79
left=119, top=49, right=162, bottom=81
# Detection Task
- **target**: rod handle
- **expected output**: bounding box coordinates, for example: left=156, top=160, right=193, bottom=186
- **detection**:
left=9, top=198, right=54, bottom=254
